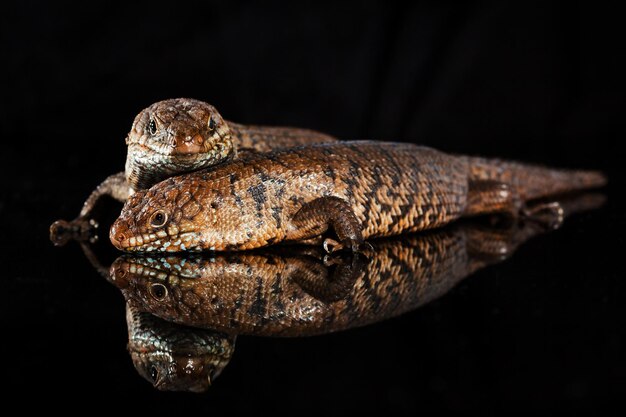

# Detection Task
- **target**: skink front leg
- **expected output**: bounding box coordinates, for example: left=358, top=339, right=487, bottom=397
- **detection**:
left=285, top=196, right=365, bottom=253
left=50, top=172, right=130, bottom=245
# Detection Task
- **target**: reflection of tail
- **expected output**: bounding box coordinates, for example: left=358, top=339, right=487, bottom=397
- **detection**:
left=466, top=157, right=607, bottom=200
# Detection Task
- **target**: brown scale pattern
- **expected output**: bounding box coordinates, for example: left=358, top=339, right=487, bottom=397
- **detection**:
left=111, top=142, right=472, bottom=252
left=228, top=122, right=336, bottom=152
left=125, top=99, right=336, bottom=191
left=112, top=141, right=606, bottom=253
left=111, top=231, right=468, bottom=336
left=464, top=156, right=606, bottom=200
left=49, top=98, right=336, bottom=247
left=102, top=194, right=603, bottom=389
left=126, top=304, right=234, bottom=392
left=110, top=221, right=548, bottom=336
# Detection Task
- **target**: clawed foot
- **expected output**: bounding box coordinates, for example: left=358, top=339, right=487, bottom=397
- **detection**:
left=49, top=218, right=99, bottom=246
left=323, top=238, right=373, bottom=254
left=466, top=227, right=516, bottom=262
left=298, top=250, right=369, bottom=302
left=521, top=201, right=564, bottom=230
left=322, top=250, right=365, bottom=267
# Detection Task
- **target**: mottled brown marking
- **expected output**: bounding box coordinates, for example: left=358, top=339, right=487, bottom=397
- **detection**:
left=111, top=141, right=605, bottom=253
left=52, top=98, right=336, bottom=245
left=111, top=219, right=561, bottom=336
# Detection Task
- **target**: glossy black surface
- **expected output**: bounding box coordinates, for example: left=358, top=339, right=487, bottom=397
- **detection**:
left=2, top=1, right=624, bottom=413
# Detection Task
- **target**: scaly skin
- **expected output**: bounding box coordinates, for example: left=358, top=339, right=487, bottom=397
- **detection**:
left=125, top=303, right=235, bottom=392
left=109, top=141, right=606, bottom=253
left=49, top=98, right=334, bottom=244
left=124, top=98, right=335, bottom=191
left=75, top=238, right=235, bottom=393
left=109, top=204, right=588, bottom=336
left=124, top=98, right=233, bottom=191
left=101, top=193, right=603, bottom=388
left=110, top=227, right=497, bottom=336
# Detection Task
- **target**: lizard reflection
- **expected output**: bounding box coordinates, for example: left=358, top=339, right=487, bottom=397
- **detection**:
left=98, top=193, right=603, bottom=391
left=79, top=242, right=236, bottom=393
left=110, top=220, right=555, bottom=336
left=125, top=303, right=235, bottom=392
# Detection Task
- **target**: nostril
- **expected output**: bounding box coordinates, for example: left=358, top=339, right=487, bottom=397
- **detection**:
left=116, top=233, right=126, bottom=242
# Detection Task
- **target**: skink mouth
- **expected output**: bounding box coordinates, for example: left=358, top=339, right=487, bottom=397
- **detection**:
left=128, top=142, right=216, bottom=158
left=112, top=230, right=166, bottom=252
left=111, top=227, right=200, bottom=253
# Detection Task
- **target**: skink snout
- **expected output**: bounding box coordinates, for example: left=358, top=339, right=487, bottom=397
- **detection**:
left=110, top=220, right=130, bottom=250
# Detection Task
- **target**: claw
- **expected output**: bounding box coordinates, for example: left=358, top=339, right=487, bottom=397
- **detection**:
left=323, top=238, right=343, bottom=254
left=323, top=238, right=371, bottom=254
left=50, top=220, right=72, bottom=246
left=522, top=202, right=564, bottom=230
left=323, top=254, right=342, bottom=266
left=50, top=217, right=99, bottom=246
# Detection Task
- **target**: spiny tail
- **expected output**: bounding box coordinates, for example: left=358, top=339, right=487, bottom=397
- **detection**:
left=465, top=156, right=607, bottom=200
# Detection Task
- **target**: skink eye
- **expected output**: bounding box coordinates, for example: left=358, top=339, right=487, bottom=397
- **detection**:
left=150, top=365, right=158, bottom=382
left=149, top=119, right=157, bottom=135
left=208, top=116, right=216, bottom=132
left=149, top=283, right=168, bottom=300
left=150, top=210, right=168, bottom=228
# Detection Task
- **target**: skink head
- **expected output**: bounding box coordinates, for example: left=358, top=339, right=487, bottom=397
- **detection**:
left=125, top=98, right=234, bottom=190
left=110, top=177, right=215, bottom=253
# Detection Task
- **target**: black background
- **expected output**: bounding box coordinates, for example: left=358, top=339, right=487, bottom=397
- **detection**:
left=2, top=1, right=624, bottom=413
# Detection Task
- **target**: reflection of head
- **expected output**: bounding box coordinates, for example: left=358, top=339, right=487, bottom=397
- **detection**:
left=126, top=304, right=235, bottom=392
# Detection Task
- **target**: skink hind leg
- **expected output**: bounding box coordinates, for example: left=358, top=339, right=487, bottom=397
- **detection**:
left=286, top=196, right=365, bottom=253
left=521, top=202, right=564, bottom=230
left=464, top=192, right=603, bottom=271
left=465, top=180, right=523, bottom=217
left=465, top=179, right=565, bottom=229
